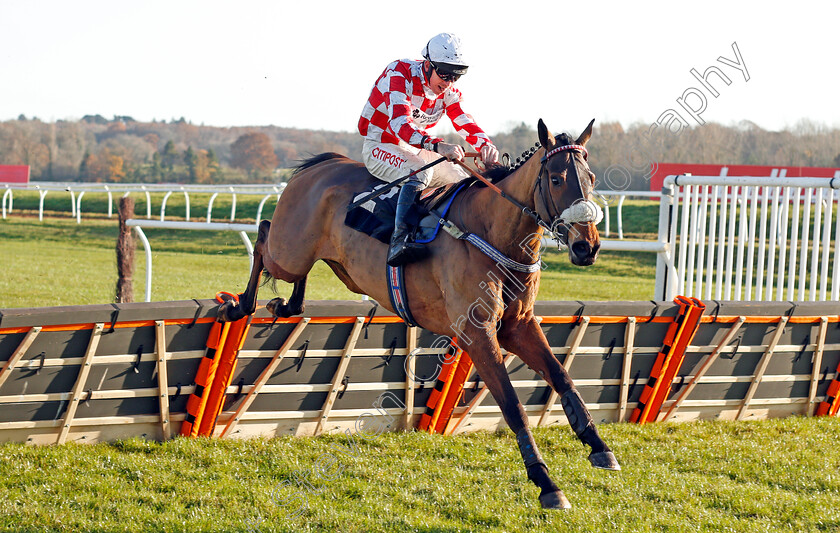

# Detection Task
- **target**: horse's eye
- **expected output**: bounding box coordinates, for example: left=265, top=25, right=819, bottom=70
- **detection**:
left=551, top=175, right=561, bottom=185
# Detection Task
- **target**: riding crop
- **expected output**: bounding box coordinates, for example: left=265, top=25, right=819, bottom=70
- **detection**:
left=348, top=156, right=448, bottom=209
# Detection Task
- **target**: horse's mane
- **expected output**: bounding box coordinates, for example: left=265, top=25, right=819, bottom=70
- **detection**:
left=483, top=132, right=574, bottom=184
left=291, top=152, right=346, bottom=176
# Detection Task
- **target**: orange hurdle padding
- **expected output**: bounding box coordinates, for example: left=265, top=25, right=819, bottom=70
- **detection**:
left=434, top=351, right=473, bottom=435
left=179, top=318, right=231, bottom=437
left=642, top=296, right=705, bottom=422
left=417, top=340, right=461, bottom=432
left=197, top=313, right=251, bottom=437
left=631, top=318, right=681, bottom=424
left=631, top=296, right=705, bottom=424
left=816, top=360, right=840, bottom=417
left=427, top=345, right=465, bottom=433
left=428, top=346, right=464, bottom=433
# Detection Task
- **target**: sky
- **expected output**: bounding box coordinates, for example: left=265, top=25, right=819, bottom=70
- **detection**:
left=2, top=0, right=838, bottom=138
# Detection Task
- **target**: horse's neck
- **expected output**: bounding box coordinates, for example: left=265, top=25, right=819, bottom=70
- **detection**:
left=468, top=154, right=544, bottom=264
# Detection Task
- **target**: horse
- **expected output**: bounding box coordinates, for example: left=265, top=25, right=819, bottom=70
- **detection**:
left=218, top=119, right=620, bottom=509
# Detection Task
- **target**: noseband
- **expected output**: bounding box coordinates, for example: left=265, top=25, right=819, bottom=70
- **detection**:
left=534, top=144, right=603, bottom=245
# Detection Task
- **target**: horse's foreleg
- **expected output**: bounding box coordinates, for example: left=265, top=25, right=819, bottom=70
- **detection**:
left=463, top=325, right=570, bottom=510
left=218, top=220, right=270, bottom=322
left=498, top=318, right=620, bottom=471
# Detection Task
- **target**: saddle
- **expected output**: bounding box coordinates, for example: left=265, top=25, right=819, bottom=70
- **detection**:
left=342, top=179, right=470, bottom=327
left=344, top=179, right=472, bottom=245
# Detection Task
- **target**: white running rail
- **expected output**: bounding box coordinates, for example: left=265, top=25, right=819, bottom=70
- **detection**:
left=655, top=173, right=840, bottom=301
left=126, top=220, right=259, bottom=302
left=2, top=182, right=285, bottom=223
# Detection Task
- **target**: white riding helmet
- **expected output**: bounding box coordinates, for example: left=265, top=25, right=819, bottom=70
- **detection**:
left=422, top=33, right=468, bottom=76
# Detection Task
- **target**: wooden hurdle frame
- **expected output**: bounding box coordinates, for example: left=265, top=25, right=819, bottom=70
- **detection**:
left=0, top=299, right=838, bottom=444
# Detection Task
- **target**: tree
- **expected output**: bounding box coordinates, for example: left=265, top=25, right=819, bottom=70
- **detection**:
left=230, top=132, right=278, bottom=177
left=79, top=148, right=125, bottom=182
left=143, top=133, right=160, bottom=149
left=81, top=114, right=108, bottom=125
left=79, top=151, right=93, bottom=181
left=161, top=140, right=179, bottom=171
left=107, top=121, right=127, bottom=134
left=275, top=141, right=299, bottom=168
left=149, top=152, right=163, bottom=182
left=55, top=121, right=88, bottom=180
left=190, top=149, right=217, bottom=184
left=6, top=121, right=51, bottom=177
left=103, top=150, right=126, bottom=182
left=184, top=146, right=198, bottom=183
left=207, top=148, right=220, bottom=178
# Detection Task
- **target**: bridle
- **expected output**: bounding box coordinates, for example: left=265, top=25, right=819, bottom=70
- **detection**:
left=533, top=143, right=602, bottom=245
left=451, top=142, right=603, bottom=246
left=490, top=143, right=597, bottom=247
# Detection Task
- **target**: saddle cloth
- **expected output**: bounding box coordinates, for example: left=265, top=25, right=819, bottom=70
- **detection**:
left=344, top=179, right=473, bottom=327
left=344, top=180, right=470, bottom=244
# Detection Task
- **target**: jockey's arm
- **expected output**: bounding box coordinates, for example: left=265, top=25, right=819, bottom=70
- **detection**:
left=385, top=72, right=443, bottom=151
left=385, top=81, right=465, bottom=161
left=444, top=98, right=498, bottom=165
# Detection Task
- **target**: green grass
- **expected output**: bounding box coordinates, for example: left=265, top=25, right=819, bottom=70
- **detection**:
left=0, top=215, right=356, bottom=308
left=0, top=203, right=658, bottom=308
left=539, top=250, right=655, bottom=300
left=0, top=417, right=837, bottom=532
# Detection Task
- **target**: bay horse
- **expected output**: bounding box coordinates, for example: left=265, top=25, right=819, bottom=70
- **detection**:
left=219, top=119, right=620, bottom=509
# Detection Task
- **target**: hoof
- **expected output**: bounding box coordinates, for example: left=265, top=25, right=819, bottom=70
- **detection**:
left=217, top=301, right=243, bottom=322
left=266, top=297, right=290, bottom=318
left=589, top=451, right=621, bottom=471
left=539, top=490, right=571, bottom=510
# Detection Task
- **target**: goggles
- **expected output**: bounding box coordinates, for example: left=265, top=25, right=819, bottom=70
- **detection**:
left=431, top=61, right=465, bottom=82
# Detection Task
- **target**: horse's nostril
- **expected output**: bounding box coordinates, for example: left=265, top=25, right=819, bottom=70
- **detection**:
left=571, top=241, right=591, bottom=258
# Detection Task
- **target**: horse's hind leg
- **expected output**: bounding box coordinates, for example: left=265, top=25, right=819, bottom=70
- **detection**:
left=498, top=318, right=620, bottom=471
left=265, top=276, right=307, bottom=318
left=218, top=220, right=271, bottom=322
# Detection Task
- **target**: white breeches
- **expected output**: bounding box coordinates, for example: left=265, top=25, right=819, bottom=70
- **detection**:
left=361, top=139, right=469, bottom=188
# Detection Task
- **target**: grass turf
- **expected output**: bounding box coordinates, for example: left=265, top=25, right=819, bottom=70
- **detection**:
left=0, top=417, right=838, bottom=532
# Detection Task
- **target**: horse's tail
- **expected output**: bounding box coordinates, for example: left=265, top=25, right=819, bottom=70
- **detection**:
left=261, top=267, right=277, bottom=291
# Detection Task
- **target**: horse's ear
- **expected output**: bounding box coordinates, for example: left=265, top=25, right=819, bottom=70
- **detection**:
left=576, top=118, right=595, bottom=146
left=538, top=119, right=555, bottom=149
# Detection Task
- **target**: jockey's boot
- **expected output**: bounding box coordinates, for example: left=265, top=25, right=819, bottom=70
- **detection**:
left=387, top=180, right=425, bottom=267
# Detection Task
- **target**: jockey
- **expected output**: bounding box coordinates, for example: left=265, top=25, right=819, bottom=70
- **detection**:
left=358, top=32, right=499, bottom=267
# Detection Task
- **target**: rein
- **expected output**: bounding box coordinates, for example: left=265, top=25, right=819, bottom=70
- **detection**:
left=453, top=159, right=550, bottom=233
left=455, top=144, right=603, bottom=242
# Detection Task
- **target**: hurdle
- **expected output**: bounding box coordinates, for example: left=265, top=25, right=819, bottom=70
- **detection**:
left=1, top=299, right=837, bottom=445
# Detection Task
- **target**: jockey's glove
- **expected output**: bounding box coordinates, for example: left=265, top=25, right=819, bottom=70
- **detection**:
left=480, top=144, right=499, bottom=166
left=437, top=142, right=465, bottom=162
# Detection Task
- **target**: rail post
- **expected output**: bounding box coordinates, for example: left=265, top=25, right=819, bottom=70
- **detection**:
left=116, top=197, right=136, bottom=303
left=654, top=176, right=679, bottom=300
